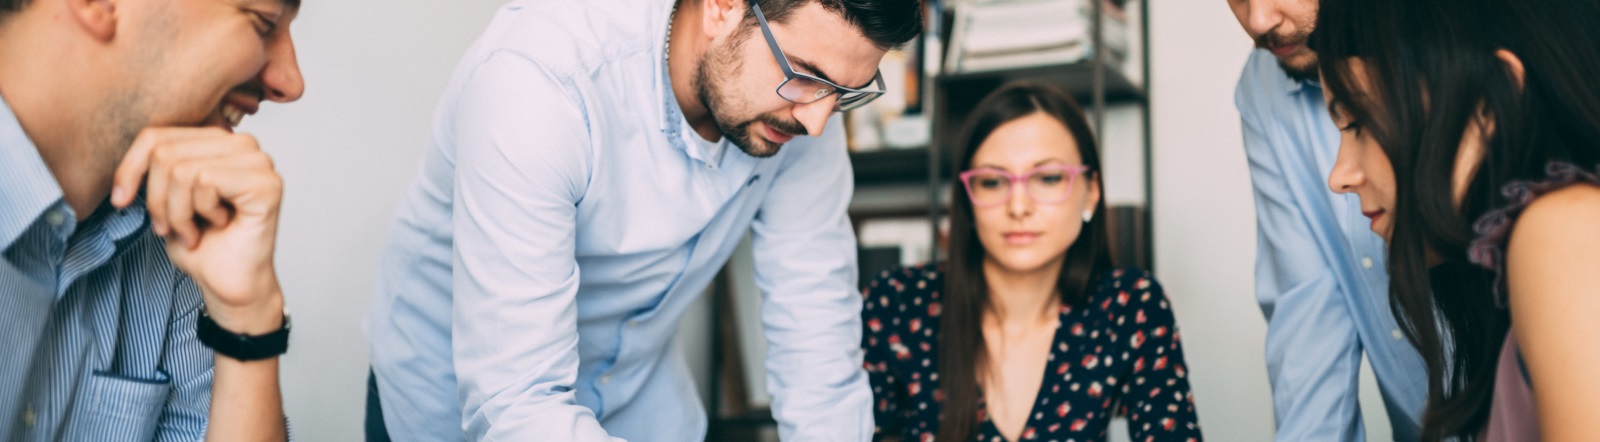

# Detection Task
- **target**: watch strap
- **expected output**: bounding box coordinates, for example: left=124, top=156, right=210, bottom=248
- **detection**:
left=196, top=309, right=291, bottom=361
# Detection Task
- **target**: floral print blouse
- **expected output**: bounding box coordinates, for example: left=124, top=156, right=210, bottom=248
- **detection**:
left=862, top=265, right=1202, bottom=442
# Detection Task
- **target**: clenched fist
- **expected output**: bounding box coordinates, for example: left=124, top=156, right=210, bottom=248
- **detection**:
left=111, top=127, right=286, bottom=335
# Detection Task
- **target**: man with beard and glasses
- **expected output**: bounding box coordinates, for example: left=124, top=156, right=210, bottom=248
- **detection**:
left=1227, top=0, right=1426, bottom=440
left=363, top=0, right=921, bottom=440
left=0, top=0, right=304, bottom=438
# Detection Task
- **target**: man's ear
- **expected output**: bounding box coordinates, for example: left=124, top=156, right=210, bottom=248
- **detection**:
left=700, top=0, right=745, bottom=40
left=67, top=0, right=118, bottom=41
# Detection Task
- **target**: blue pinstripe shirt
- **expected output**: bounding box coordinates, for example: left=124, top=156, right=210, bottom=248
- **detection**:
left=0, top=97, right=217, bottom=440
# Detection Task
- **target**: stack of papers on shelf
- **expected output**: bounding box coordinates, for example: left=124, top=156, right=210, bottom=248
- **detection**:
left=858, top=217, right=936, bottom=267
left=944, top=0, right=1129, bottom=75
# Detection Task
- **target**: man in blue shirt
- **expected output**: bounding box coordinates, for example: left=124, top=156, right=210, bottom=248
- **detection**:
left=0, top=0, right=306, bottom=439
left=364, top=0, right=921, bottom=440
left=1226, top=1, right=1429, bottom=440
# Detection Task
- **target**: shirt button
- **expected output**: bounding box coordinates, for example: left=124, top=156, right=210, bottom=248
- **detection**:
left=1392, top=329, right=1404, bottom=340
left=705, top=163, right=716, bottom=171
left=22, top=404, right=35, bottom=428
left=627, top=321, right=639, bottom=328
left=1361, top=257, right=1374, bottom=269
left=44, top=210, right=65, bottom=227
left=599, top=374, right=612, bottom=384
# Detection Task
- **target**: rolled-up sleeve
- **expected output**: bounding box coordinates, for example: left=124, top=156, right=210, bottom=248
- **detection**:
left=749, top=117, right=873, bottom=441
left=449, top=50, right=618, bottom=441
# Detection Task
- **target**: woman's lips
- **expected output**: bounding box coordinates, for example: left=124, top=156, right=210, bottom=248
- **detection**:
left=1003, top=232, right=1041, bottom=245
left=1363, top=209, right=1386, bottom=231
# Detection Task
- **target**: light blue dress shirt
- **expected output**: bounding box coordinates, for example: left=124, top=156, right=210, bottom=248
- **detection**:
left=0, top=97, right=217, bottom=440
left=364, top=0, right=869, bottom=441
left=1236, top=49, right=1428, bottom=441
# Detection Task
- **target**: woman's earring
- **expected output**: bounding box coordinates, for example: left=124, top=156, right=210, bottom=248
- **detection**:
left=1082, top=210, right=1094, bottom=223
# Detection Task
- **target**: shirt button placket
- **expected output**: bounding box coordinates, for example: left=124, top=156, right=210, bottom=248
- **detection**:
left=22, top=403, right=36, bottom=428
left=45, top=210, right=65, bottom=227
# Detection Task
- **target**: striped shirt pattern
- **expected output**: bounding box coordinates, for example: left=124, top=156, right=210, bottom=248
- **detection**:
left=1, top=98, right=216, bottom=441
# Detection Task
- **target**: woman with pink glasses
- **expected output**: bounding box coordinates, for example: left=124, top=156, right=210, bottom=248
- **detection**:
left=861, top=81, right=1203, bottom=442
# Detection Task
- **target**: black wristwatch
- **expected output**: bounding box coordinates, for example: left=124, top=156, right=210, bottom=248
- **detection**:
left=196, top=308, right=291, bottom=361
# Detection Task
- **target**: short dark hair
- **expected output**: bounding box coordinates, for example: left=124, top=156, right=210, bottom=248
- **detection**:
left=749, top=0, right=923, bottom=51
left=0, top=0, right=28, bottom=21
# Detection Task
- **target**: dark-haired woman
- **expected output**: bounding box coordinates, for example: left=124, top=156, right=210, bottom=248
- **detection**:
left=1311, top=0, right=1600, bottom=440
left=861, top=82, right=1202, bottom=442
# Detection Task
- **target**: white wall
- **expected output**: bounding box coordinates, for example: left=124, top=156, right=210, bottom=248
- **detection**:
left=1147, top=1, right=1389, bottom=440
left=1146, top=2, right=1272, bottom=435
left=238, top=0, right=508, bottom=438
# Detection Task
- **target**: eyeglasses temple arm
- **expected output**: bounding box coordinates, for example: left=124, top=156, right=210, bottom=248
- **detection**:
left=749, top=2, right=796, bottom=77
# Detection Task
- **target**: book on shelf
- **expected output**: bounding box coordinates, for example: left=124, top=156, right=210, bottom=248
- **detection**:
left=943, top=0, right=1130, bottom=76
left=846, top=35, right=929, bottom=152
left=857, top=217, right=937, bottom=269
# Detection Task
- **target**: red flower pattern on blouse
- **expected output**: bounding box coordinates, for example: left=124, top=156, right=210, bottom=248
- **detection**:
left=862, top=266, right=1203, bottom=441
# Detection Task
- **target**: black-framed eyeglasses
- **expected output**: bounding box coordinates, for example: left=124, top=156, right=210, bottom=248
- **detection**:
left=750, top=0, right=887, bottom=112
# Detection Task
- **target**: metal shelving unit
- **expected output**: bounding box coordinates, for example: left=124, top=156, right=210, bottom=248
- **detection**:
left=858, top=0, right=1154, bottom=268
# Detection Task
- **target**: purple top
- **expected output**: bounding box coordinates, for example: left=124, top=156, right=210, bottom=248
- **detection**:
left=1468, top=162, right=1600, bottom=304
left=1483, top=332, right=1540, bottom=442
left=1468, top=162, right=1600, bottom=441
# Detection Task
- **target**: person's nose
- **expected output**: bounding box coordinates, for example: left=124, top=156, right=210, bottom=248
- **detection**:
left=1246, top=0, right=1286, bottom=41
left=261, top=31, right=305, bottom=103
left=1006, top=179, right=1034, bottom=219
left=792, top=95, right=838, bottom=137
left=1328, top=143, right=1367, bottom=195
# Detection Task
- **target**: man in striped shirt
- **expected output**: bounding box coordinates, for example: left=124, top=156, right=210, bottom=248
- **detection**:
left=0, top=0, right=306, bottom=438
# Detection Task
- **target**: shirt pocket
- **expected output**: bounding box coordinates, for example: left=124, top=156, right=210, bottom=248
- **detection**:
left=62, top=370, right=173, bottom=441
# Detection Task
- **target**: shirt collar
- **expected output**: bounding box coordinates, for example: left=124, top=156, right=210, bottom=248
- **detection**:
left=656, top=0, right=733, bottom=164
left=0, top=96, right=150, bottom=251
left=654, top=0, right=679, bottom=138
left=0, top=96, right=67, bottom=249
left=99, top=194, right=152, bottom=247
left=1283, top=75, right=1306, bottom=94
left=1283, top=66, right=1325, bottom=96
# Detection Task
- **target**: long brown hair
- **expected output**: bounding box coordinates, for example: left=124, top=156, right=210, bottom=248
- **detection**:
left=936, top=81, right=1114, bottom=441
left=1311, top=0, right=1600, bottom=439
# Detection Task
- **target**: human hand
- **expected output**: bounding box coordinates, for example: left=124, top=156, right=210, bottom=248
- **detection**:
left=112, top=127, right=286, bottom=334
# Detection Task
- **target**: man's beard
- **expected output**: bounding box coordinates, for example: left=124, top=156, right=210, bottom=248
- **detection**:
left=693, top=39, right=806, bottom=158
left=1276, top=55, right=1320, bottom=83
left=1256, top=30, right=1319, bottom=82
left=94, top=89, right=151, bottom=176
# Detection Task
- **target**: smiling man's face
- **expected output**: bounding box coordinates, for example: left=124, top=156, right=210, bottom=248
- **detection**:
left=119, top=0, right=303, bottom=142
